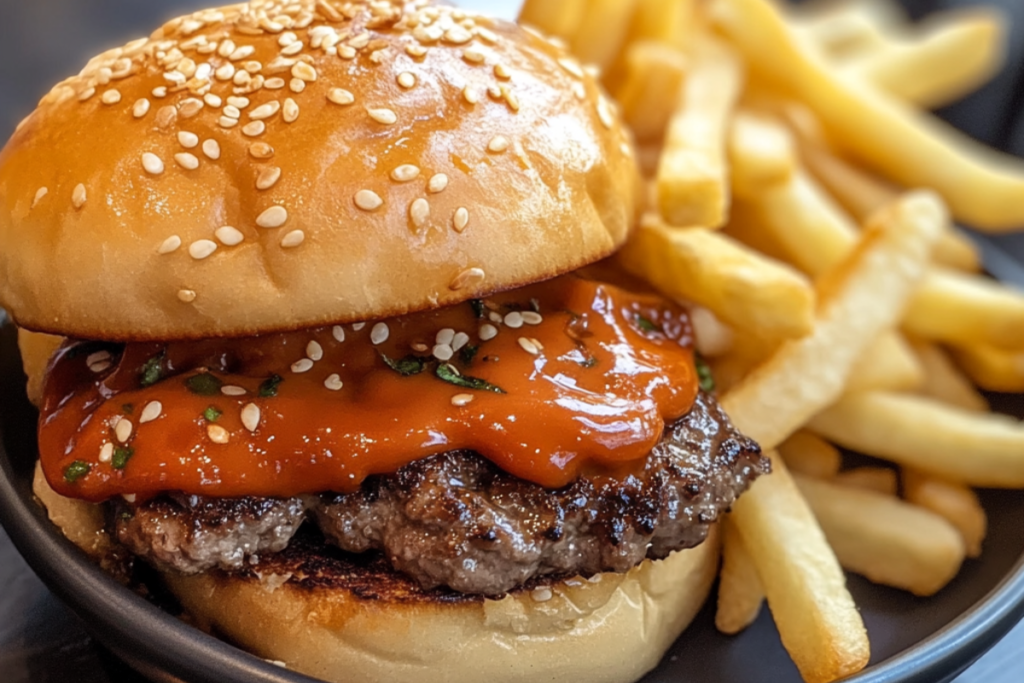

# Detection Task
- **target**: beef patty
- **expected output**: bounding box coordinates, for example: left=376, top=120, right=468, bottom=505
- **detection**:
left=112, top=391, right=767, bottom=595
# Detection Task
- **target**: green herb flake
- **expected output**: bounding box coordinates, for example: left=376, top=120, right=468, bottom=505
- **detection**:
left=695, top=354, right=716, bottom=393
left=140, top=351, right=166, bottom=387
left=112, top=447, right=134, bottom=470
left=581, top=356, right=599, bottom=369
left=121, top=404, right=134, bottom=415
left=119, top=510, right=134, bottom=521
left=186, top=372, right=223, bottom=396
left=204, top=406, right=223, bottom=422
left=258, top=374, right=283, bottom=398
left=63, top=461, right=91, bottom=483
left=459, top=344, right=479, bottom=366
left=636, top=314, right=662, bottom=333
left=381, top=353, right=429, bottom=377
left=435, top=363, right=506, bottom=394
left=470, top=299, right=486, bottom=319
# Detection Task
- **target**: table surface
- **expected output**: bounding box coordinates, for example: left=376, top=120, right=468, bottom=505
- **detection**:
left=2, top=0, right=1024, bottom=682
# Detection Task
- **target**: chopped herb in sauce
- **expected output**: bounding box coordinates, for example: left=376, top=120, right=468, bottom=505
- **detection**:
left=204, top=406, right=223, bottom=422
left=259, top=374, right=283, bottom=398
left=121, top=404, right=134, bottom=415
left=636, top=314, right=662, bottom=333
left=381, top=353, right=429, bottom=377
left=112, top=447, right=134, bottom=470
left=63, top=460, right=91, bottom=483
left=581, top=356, right=599, bottom=369
left=695, top=354, right=716, bottom=393
left=436, top=363, right=506, bottom=393
left=459, top=344, right=479, bottom=366
left=470, top=299, right=486, bottom=319
left=140, top=351, right=165, bottom=387
left=185, top=372, right=223, bottom=396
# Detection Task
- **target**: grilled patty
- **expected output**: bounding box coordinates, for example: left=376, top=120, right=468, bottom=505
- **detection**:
left=112, top=391, right=766, bottom=594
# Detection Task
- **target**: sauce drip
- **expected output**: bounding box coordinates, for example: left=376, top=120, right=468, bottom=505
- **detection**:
left=40, top=277, right=698, bottom=502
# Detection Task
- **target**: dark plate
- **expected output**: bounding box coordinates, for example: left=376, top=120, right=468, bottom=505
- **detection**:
left=1, top=322, right=1024, bottom=683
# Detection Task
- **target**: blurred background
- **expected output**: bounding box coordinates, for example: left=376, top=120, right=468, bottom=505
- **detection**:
left=0, top=0, right=1022, bottom=682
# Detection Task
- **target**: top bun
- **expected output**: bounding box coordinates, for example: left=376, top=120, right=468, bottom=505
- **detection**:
left=0, top=0, right=639, bottom=341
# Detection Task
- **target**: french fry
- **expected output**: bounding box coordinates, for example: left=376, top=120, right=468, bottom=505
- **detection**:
left=711, top=0, right=1024, bottom=232
left=793, top=0, right=903, bottom=57
left=716, top=515, right=765, bottom=635
left=950, top=343, right=1024, bottom=393
left=732, top=453, right=870, bottom=683
left=617, top=215, right=816, bottom=340
left=625, top=0, right=695, bottom=48
left=615, top=41, right=689, bottom=142
left=778, top=430, right=841, bottom=479
left=657, top=36, right=744, bottom=228
left=808, top=391, right=1024, bottom=488
left=835, top=467, right=898, bottom=496
left=845, top=331, right=923, bottom=393
left=517, top=0, right=586, bottom=41
left=842, top=9, right=1005, bottom=109
left=728, top=111, right=797, bottom=199
left=570, top=0, right=642, bottom=71
left=17, top=329, right=64, bottom=407
left=903, top=469, right=987, bottom=558
left=722, top=192, right=943, bottom=449
left=690, top=306, right=735, bottom=358
left=795, top=474, right=965, bottom=596
left=909, top=341, right=989, bottom=412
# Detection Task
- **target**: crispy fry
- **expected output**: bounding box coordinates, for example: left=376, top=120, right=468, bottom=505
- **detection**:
left=809, top=391, right=1024, bottom=488
left=909, top=341, right=989, bottom=412
left=845, top=331, right=923, bottom=393
left=795, top=474, right=965, bottom=596
left=517, top=0, right=586, bottom=40
left=835, top=467, right=898, bottom=496
left=950, top=343, right=1024, bottom=393
left=712, top=0, right=1024, bottom=231
left=793, top=0, right=903, bottom=57
left=618, top=215, right=815, bottom=340
left=570, top=0, right=642, bottom=71
left=778, top=430, right=841, bottom=479
left=626, top=0, right=695, bottom=47
left=615, top=41, right=689, bottom=141
left=729, top=111, right=797, bottom=198
left=842, top=9, right=1005, bottom=109
left=733, top=453, right=870, bottom=683
left=657, top=36, right=744, bottom=228
left=903, top=469, right=987, bottom=558
left=716, top=515, right=765, bottom=635
left=722, top=192, right=943, bottom=449
left=17, top=329, right=64, bottom=407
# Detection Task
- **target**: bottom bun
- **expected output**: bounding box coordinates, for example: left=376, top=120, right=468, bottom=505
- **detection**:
left=34, top=463, right=719, bottom=683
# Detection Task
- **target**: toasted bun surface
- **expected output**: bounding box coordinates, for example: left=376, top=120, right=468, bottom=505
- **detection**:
left=0, top=1, right=638, bottom=341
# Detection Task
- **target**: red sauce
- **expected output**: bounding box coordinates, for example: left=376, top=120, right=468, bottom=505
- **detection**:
left=40, top=277, right=698, bottom=502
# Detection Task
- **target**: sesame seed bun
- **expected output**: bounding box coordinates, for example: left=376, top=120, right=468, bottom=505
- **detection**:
left=0, top=1, right=639, bottom=341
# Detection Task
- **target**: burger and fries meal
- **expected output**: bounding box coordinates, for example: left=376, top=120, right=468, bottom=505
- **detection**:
left=0, top=0, right=1022, bottom=681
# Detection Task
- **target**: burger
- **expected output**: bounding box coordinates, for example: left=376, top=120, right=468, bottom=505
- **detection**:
left=0, top=1, right=767, bottom=682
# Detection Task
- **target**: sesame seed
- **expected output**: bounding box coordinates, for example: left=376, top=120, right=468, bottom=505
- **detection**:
left=99, top=443, right=114, bottom=464
left=462, top=86, right=480, bottom=105
left=207, top=424, right=230, bottom=444
left=250, top=101, right=280, bottom=120
left=290, top=78, right=306, bottom=93
left=332, top=326, right=346, bottom=342
left=230, top=45, right=256, bottom=61
left=518, top=337, right=540, bottom=355
left=87, top=351, right=110, bottom=367
left=189, top=240, right=217, bottom=260
left=488, top=136, right=509, bottom=153
left=281, top=41, right=304, bottom=56
left=391, top=165, right=420, bottom=183
left=367, top=107, right=397, bottom=125
left=72, top=184, right=87, bottom=209
left=227, top=96, right=250, bottom=109
left=292, top=62, right=317, bottom=82
left=452, top=332, right=470, bottom=351
left=532, top=587, right=553, bottom=602
left=451, top=393, right=473, bottom=407
left=89, top=359, right=111, bottom=373
left=204, top=93, right=223, bottom=107
left=494, top=64, right=511, bottom=80
left=219, top=116, right=239, bottom=128
left=32, top=187, right=48, bottom=208
left=141, top=153, right=164, bottom=175
left=597, top=97, right=614, bottom=129
left=175, top=152, right=200, bottom=170
left=283, top=98, right=299, bottom=123
left=139, top=401, right=162, bottom=424
left=324, top=374, right=344, bottom=391
left=179, top=98, right=203, bottom=118
left=559, top=58, right=584, bottom=79
left=178, top=131, right=199, bottom=148
left=437, top=329, right=456, bottom=346
left=450, top=267, right=485, bottom=291
left=242, top=121, right=266, bottom=137
left=241, top=403, right=261, bottom=432
left=397, top=72, right=416, bottom=88
left=281, top=230, right=305, bottom=248
left=444, top=26, right=472, bottom=44
left=505, top=312, right=524, bottom=328
left=101, top=89, right=122, bottom=105
left=477, top=27, right=498, bottom=43
left=256, top=167, right=282, bottom=191
left=156, top=105, right=177, bottom=129
left=223, top=104, right=242, bottom=119
left=339, top=46, right=357, bottom=59
left=352, top=323, right=366, bottom=331
left=122, top=493, right=137, bottom=503
left=202, top=139, right=221, bottom=160
left=249, top=142, right=274, bottom=159
left=265, top=77, right=285, bottom=90
left=462, top=49, right=486, bottom=64
left=221, top=385, right=247, bottom=396
left=522, top=311, right=543, bottom=325
left=432, top=344, right=454, bottom=361
left=291, top=358, right=314, bottom=374
left=489, top=311, right=503, bottom=323
left=178, top=289, right=197, bottom=303
left=327, top=88, right=355, bottom=105
left=257, top=205, right=288, bottom=228
left=479, top=324, right=498, bottom=341
left=152, top=86, right=168, bottom=98
left=428, top=174, right=449, bottom=193
left=305, top=340, right=324, bottom=362
left=215, top=226, right=244, bottom=246
left=279, top=32, right=297, bottom=47
left=370, top=322, right=390, bottom=345
left=159, top=235, right=182, bottom=254
left=487, top=85, right=503, bottom=101
left=453, top=207, right=469, bottom=233
left=78, top=87, right=96, bottom=102
left=215, top=63, right=236, bottom=81
left=115, top=418, right=133, bottom=443
left=132, top=98, right=151, bottom=118
left=410, top=198, right=430, bottom=228
left=355, top=190, right=383, bottom=211
left=406, top=44, right=428, bottom=58
left=411, top=342, right=430, bottom=353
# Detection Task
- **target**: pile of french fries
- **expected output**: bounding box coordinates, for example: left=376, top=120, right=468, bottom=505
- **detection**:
left=520, top=0, right=1024, bottom=681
